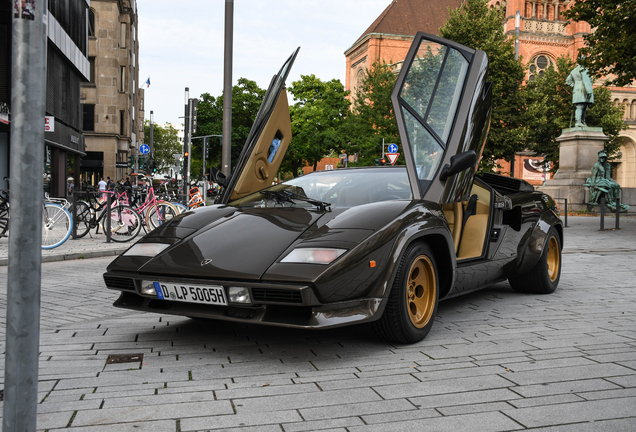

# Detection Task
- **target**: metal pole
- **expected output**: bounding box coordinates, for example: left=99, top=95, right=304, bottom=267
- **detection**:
left=183, top=88, right=190, bottom=201
left=105, top=193, right=111, bottom=243
left=615, top=197, right=620, bottom=230
left=564, top=198, right=568, bottom=228
left=149, top=110, right=154, bottom=159
left=515, top=11, right=520, bottom=60
left=4, top=1, right=47, bottom=430
left=202, top=136, right=207, bottom=204
left=222, top=0, right=234, bottom=177
left=600, top=195, right=605, bottom=231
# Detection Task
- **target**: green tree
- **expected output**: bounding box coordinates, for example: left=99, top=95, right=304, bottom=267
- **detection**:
left=347, top=60, right=401, bottom=167
left=143, top=121, right=181, bottom=173
left=563, top=0, right=636, bottom=87
left=194, top=78, right=266, bottom=177
left=282, top=75, right=350, bottom=176
left=526, top=56, right=626, bottom=169
left=439, top=0, right=527, bottom=172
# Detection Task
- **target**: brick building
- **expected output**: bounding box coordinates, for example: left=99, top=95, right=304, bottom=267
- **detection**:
left=344, top=0, right=636, bottom=186
left=81, top=0, right=144, bottom=185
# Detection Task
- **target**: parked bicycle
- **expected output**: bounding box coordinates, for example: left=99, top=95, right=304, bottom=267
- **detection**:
left=120, top=180, right=179, bottom=231
left=72, top=189, right=141, bottom=242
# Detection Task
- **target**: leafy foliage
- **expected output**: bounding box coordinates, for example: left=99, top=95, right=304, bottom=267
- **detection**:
left=143, top=121, right=181, bottom=173
left=347, top=60, right=401, bottom=167
left=563, top=0, right=636, bottom=87
left=283, top=75, right=351, bottom=177
left=525, top=56, right=626, bottom=170
left=194, top=78, right=266, bottom=178
left=439, top=0, right=527, bottom=171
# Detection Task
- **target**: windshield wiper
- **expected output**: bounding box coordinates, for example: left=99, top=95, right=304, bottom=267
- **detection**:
left=260, top=189, right=331, bottom=212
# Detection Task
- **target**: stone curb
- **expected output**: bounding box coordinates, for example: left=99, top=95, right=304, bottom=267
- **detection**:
left=0, top=248, right=126, bottom=266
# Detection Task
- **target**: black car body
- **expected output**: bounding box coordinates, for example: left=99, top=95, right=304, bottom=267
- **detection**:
left=104, top=34, right=563, bottom=343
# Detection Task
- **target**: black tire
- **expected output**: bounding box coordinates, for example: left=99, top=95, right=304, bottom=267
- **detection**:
left=72, top=200, right=92, bottom=238
left=373, top=242, right=439, bottom=344
left=0, top=200, right=9, bottom=237
left=109, top=205, right=142, bottom=242
left=508, top=228, right=561, bottom=294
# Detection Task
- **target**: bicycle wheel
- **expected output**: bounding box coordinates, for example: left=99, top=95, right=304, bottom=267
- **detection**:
left=145, top=201, right=179, bottom=230
left=42, top=203, right=73, bottom=249
left=0, top=199, right=9, bottom=237
left=171, top=202, right=188, bottom=214
left=71, top=200, right=92, bottom=238
left=109, top=205, right=142, bottom=242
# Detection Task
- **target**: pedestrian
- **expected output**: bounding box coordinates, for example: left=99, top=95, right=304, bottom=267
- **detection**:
left=98, top=177, right=107, bottom=200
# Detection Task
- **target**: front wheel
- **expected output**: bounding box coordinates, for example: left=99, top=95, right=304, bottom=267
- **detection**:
left=373, top=242, right=439, bottom=344
left=508, top=228, right=561, bottom=294
left=42, top=203, right=73, bottom=249
left=109, top=205, right=142, bottom=242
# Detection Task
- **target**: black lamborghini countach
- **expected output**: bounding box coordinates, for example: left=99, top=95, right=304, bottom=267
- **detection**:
left=103, top=33, right=563, bottom=343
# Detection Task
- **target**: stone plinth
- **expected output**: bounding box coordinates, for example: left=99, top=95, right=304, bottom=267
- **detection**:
left=538, top=127, right=607, bottom=211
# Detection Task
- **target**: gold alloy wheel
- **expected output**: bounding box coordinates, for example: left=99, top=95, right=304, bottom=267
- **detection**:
left=546, top=235, right=560, bottom=282
left=406, top=255, right=436, bottom=328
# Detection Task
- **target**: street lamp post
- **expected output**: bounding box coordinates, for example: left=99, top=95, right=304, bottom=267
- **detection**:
left=149, top=110, right=154, bottom=159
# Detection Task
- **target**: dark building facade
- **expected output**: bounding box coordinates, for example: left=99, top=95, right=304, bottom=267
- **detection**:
left=0, top=0, right=89, bottom=196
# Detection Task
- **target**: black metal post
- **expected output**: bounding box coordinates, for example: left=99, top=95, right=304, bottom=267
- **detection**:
left=72, top=192, right=77, bottom=239
left=615, top=197, right=620, bottom=230
left=105, top=193, right=111, bottom=243
left=600, top=195, right=605, bottom=231
left=4, top=0, right=47, bottom=430
left=564, top=198, right=568, bottom=228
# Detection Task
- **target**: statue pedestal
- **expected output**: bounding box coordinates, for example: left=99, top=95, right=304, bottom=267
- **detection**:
left=538, top=127, right=607, bottom=211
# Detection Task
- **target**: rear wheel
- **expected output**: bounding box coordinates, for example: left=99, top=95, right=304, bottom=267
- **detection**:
left=373, top=242, right=439, bottom=344
left=0, top=200, right=9, bottom=237
left=109, top=205, right=142, bottom=242
left=508, top=228, right=561, bottom=294
left=71, top=200, right=92, bottom=238
left=145, top=201, right=178, bottom=230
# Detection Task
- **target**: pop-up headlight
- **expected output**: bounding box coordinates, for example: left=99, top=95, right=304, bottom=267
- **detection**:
left=123, top=243, right=170, bottom=257
left=281, top=248, right=346, bottom=265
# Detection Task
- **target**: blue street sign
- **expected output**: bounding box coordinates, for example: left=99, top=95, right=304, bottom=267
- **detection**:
left=388, top=143, right=398, bottom=154
left=139, top=144, right=150, bottom=154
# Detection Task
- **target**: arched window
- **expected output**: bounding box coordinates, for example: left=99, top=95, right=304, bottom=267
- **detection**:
left=528, top=55, right=553, bottom=81
left=88, top=9, right=95, bottom=37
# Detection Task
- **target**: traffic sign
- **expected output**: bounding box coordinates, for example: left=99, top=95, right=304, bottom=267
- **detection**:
left=387, top=153, right=400, bottom=165
left=139, top=144, right=150, bottom=154
left=387, top=143, right=398, bottom=154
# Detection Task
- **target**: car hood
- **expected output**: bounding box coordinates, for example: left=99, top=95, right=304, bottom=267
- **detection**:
left=137, top=206, right=323, bottom=281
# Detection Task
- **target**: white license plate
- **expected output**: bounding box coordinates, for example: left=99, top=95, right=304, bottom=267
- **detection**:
left=153, top=282, right=227, bottom=305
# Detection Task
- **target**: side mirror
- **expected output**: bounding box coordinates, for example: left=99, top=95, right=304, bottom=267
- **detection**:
left=209, top=166, right=228, bottom=187
left=439, top=150, right=478, bottom=182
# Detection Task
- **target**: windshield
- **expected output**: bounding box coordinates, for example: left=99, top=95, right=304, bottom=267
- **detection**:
left=229, top=168, right=412, bottom=209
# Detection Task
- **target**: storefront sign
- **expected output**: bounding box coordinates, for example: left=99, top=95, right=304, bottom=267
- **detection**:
left=45, top=116, right=55, bottom=132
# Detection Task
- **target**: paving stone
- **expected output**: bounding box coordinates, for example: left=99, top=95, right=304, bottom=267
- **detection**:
left=408, top=388, right=521, bottom=409
left=180, top=410, right=301, bottom=431
left=233, top=387, right=381, bottom=414
left=502, top=397, right=636, bottom=428
left=47, top=419, right=176, bottom=432
left=349, top=411, right=523, bottom=432
left=316, top=372, right=419, bottom=391
left=577, top=387, right=636, bottom=401
left=505, top=393, right=585, bottom=408
left=299, top=398, right=419, bottom=421
left=525, top=418, right=636, bottom=431
left=215, top=382, right=318, bottom=400
left=281, top=416, right=365, bottom=432
left=503, top=363, right=634, bottom=386
left=72, top=400, right=233, bottom=426
left=375, top=374, right=513, bottom=399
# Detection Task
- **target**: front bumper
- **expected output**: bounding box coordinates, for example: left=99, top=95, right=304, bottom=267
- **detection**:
left=104, top=272, right=383, bottom=329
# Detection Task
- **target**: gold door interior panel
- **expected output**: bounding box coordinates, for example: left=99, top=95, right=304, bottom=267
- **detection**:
left=444, top=181, right=491, bottom=260
left=230, top=90, right=292, bottom=201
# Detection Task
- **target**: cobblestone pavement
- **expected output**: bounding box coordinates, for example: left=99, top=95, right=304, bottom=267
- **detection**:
left=0, top=216, right=635, bottom=431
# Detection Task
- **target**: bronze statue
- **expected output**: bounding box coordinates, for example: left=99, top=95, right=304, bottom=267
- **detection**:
left=566, top=63, right=594, bottom=127
left=584, top=150, right=629, bottom=212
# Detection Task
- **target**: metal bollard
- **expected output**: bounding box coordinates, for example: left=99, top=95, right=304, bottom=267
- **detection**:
left=615, top=197, right=620, bottom=230
left=72, top=191, right=77, bottom=239
left=564, top=198, right=568, bottom=228
left=105, top=192, right=111, bottom=243
left=599, top=195, right=605, bottom=231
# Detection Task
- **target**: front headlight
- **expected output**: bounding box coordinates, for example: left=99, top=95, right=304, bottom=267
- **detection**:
left=280, top=248, right=347, bottom=265
left=123, top=243, right=170, bottom=257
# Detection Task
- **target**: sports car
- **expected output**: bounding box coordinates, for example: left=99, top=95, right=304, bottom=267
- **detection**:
left=103, top=33, right=563, bottom=343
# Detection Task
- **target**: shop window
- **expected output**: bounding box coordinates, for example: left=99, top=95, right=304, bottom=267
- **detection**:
left=82, top=104, right=95, bottom=131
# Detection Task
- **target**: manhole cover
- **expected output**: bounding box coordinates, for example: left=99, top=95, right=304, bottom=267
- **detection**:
left=106, top=353, right=144, bottom=364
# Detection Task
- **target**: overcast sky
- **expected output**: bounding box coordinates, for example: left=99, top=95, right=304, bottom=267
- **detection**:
left=137, top=0, right=391, bottom=125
